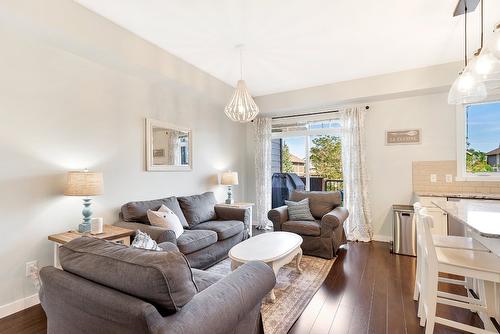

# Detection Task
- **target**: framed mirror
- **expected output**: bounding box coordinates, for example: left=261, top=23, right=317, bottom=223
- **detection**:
left=145, top=118, right=192, bottom=171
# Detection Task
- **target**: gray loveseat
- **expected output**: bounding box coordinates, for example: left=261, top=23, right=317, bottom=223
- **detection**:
left=115, top=192, right=250, bottom=269
left=268, top=190, right=349, bottom=259
left=40, top=237, right=275, bottom=334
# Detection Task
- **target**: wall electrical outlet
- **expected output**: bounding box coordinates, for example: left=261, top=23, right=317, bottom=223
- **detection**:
left=430, top=174, right=437, bottom=183
left=445, top=174, right=453, bottom=183
left=25, top=260, right=38, bottom=277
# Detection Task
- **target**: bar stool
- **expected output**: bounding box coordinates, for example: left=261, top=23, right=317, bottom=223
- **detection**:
left=419, top=212, right=500, bottom=333
left=412, top=203, right=489, bottom=303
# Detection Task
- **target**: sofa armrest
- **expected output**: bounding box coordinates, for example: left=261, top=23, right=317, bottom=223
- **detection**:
left=113, top=221, right=177, bottom=244
left=267, top=206, right=288, bottom=231
left=155, top=261, right=275, bottom=334
left=214, top=206, right=251, bottom=231
left=320, top=207, right=349, bottom=237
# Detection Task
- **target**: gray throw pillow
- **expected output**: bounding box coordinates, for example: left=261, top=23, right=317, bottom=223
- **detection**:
left=285, top=198, right=315, bottom=221
left=178, top=192, right=217, bottom=227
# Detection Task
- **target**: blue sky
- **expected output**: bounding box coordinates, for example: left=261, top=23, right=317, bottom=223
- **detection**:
left=467, top=102, right=500, bottom=153
left=283, top=137, right=306, bottom=159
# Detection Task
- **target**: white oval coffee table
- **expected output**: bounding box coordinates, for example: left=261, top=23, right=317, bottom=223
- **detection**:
left=229, top=231, right=303, bottom=302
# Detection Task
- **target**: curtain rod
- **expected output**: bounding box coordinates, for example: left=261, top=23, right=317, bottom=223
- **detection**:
left=271, top=105, right=370, bottom=120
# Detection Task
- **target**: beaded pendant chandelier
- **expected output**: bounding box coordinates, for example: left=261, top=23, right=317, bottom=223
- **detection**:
left=224, top=46, right=260, bottom=123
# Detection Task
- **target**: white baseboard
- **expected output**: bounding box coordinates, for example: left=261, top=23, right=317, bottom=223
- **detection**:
left=372, top=234, right=392, bottom=243
left=0, top=294, right=40, bottom=319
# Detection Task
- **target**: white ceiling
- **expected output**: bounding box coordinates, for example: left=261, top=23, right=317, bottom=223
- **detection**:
left=75, top=0, right=500, bottom=96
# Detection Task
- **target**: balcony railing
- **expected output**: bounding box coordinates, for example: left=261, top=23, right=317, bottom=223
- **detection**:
left=299, top=176, right=343, bottom=192
left=324, top=179, right=343, bottom=192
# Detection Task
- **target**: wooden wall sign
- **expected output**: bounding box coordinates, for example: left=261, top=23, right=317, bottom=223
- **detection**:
left=385, top=129, right=421, bottom=145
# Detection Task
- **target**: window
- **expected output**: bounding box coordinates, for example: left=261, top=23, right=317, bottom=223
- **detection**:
left=457, top=100, right=500, bottom=179
left=271, top=115, right=343, bottom=191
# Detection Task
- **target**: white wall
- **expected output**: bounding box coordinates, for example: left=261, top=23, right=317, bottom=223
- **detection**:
left=365, top=93, right=455, bottom=239
left=248, top=64, right=459, bottom=240
left=0, top=0, right=246, bottom=311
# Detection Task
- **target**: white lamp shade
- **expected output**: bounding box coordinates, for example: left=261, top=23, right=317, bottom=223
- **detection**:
left=64, top=171, right=104, bottom=196
left=221, top=171, right=239, bottom=185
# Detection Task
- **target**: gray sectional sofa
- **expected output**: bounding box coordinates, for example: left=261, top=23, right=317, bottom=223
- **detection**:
left=115, top=192, right=251, bottom=269
left=39, top=237, right=275, bottom=334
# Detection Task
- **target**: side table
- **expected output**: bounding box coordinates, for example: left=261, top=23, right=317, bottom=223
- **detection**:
left=48, top=224, right=134, bottom=268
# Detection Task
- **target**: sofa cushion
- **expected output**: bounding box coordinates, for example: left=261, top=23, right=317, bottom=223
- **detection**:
left=191, top=268, right=224, bottom=292
left=192, top=220, right=244, bottom=240
left=282, top=220, right=321, bottom=236
left=290, top=191, right=341, bottom=219
left=121, top=196, right=188, bottom=227
left=59, top=237, right=197, bottom=315
left=178, top=192, right=217, bottom=227
left=176, top=229, right=218, bottom=254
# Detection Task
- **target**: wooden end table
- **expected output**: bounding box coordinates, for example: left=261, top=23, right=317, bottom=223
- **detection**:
left=48, top=225, right=134, bottom=268
left=216, top=202, right=255, bottom=236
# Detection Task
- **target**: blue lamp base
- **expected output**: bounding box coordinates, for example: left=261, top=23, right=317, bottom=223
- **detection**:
left=225, top=185, right=234, bottom=204
left=78, top=198, right=93, bottom=233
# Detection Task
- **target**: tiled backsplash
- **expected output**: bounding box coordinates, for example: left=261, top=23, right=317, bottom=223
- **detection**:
left=412, top=160, right=500, bottom=194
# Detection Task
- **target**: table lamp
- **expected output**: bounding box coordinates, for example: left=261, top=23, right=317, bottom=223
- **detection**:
left=64, top=170, right=104, bottom=233
left=221, top=171, right=238, bottom=204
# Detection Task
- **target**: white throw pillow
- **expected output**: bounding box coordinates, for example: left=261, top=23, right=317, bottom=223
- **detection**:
left=131, top=230, right=163, bottom=251
left=147, top=205, right=184, bottom=238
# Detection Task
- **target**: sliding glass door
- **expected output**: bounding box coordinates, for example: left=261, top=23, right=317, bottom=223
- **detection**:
left=271, top=116, right=343, bottom=192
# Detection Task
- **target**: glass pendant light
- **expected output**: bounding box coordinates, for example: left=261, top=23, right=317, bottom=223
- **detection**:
left=448, top=69, right=487, bottom=104
left=470, top=1, right=500, bottom=77
left=470, top=2, right=500, bottom=93
left=224, top=46, right=260, bottom=123
left=491, top=23, right=500, bottom=59
left=448, top=1, right=487, bottom=104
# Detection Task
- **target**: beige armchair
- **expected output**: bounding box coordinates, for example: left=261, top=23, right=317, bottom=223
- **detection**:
left=268, top=190, right=348, bottom=259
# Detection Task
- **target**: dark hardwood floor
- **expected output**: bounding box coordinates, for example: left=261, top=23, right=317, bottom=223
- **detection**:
left=0, top=304, right=46, bottom=334
left=289, top=241, right=482, bottom=334
left=0, top=241, right=482, bottom=334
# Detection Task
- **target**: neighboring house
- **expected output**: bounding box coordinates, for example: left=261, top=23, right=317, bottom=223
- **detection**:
left=486, top=147, right=500, bottom=171
left=290, top=153, right=305, bottom=175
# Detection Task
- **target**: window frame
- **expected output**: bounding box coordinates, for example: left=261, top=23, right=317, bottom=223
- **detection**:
left=456, top=97, right=500, bottom=181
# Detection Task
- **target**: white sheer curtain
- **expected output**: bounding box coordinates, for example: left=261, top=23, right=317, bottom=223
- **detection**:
left=341, top=106, right=373, bottom=241
left=254, top=117, right=272, bottom=229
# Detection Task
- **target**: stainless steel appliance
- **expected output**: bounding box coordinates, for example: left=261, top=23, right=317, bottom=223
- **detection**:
left=392, top=205, right=416, bottom=256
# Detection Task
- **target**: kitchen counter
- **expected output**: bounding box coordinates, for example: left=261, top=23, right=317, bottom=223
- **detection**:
left=433, top=199, right=500, bottom=238
left=415, top=191, right=500, bottom=200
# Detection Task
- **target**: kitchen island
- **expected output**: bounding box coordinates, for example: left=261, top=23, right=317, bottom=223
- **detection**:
left=433, top=199, right=500, bottom=255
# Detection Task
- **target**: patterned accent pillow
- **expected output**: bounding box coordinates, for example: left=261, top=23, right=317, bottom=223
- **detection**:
left=285, top=198, right=315, bottom=221
left=131, top=230, right=163, bottom=251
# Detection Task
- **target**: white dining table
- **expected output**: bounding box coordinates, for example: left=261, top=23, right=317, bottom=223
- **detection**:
left=433, top=199, right=500, bottom=323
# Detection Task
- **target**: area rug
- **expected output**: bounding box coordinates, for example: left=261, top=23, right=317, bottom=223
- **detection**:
left=206, top=255, right=335, bottom=334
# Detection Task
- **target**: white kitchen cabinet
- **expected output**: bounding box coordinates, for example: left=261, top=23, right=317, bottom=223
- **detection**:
left=416, top=196, right=448, bottom=236
left=426, top=207, right=448, bottom=236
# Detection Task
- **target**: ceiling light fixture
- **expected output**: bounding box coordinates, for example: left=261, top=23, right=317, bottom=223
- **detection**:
left=492, top=23, right=500, bottom=58
left=224, top=45, right=260, bottom=123
left=448, top=1, right=487, bottom=104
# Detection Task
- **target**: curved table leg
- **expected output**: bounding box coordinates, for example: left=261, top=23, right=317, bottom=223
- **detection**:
left=231, top=259, right=242, bottom=271
left=296, top=248, right=303, bottom=273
